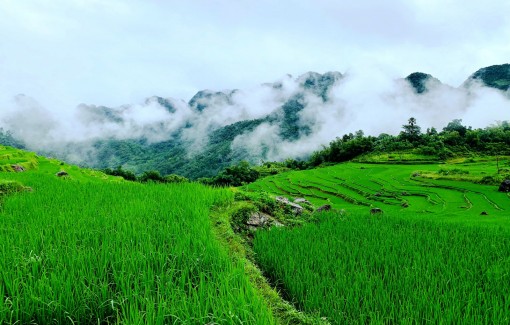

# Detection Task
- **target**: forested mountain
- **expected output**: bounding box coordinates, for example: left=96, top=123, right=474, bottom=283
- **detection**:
left=0, top=64, right=509, bottom=178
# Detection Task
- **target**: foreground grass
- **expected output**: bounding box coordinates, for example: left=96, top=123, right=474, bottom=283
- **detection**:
left=254, top=213, right=510, bottom=324
left=0, top=172, right=275, bottom=324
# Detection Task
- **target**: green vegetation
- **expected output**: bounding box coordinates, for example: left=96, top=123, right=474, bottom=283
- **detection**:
left=244, top=154, right=510, bottom=323
left=468, top=63, right=510, bottom=91
left=0, top=146, right=275, bottom=324
left=244, top=159, right=510, bottom=220
left=254, top=213, right=510, bottom=323
left=309, top=119, right=510, bottom=167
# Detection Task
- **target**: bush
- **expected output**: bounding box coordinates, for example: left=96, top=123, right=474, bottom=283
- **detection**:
left=139, top=170, right=166, bottom=183
left=103, top=166, right=137, bottom=181
left=165, top=174, right=189, bottom=183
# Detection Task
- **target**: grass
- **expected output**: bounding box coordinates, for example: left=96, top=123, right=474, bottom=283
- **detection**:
left=253, top=213, right=510, bottom=324
left=0, top=146, right=275, bottom=324
left=243, top=160, right=510, bottom=224
left=244, top=158, right=510, bottom=322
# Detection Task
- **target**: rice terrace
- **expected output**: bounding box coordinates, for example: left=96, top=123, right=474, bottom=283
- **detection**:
left=2, top=3, right=510, bottom=321
left=1, top=142, right=509, bottom=324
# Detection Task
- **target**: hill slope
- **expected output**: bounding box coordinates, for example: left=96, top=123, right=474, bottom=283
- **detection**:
left=0, top=146, right=277, bottom=324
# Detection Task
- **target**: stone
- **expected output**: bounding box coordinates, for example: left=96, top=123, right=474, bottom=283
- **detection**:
left=316, top=204, right=331, bottom=212
left=498, top=179, right=510, bottom=192
left=276, top=196, right=304, bottom=215
left=11, top=165, right=25, bottom=172
left=370, top=208, right=383, bottom=215
left=294, top=198, right=312, bottom=205
left=480, top=211, right=488, bottom=216
left=246, top=212, right=271, bottom=227
left=401, top=202, right=409, bottom=208
left=56, top=171, right=69, bottom=177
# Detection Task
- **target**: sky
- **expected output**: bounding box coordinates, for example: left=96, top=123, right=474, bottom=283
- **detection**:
left=1, top=0, right=510, bottom=109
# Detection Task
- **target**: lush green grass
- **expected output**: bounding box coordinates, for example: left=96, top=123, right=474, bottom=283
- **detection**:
left=246, top=159, right=510, bottom=322
left=254, top=213, right=510, bottom=324
left=244, top=160, right=510, bottom=225
left=0, top=147, right=275, bottom=324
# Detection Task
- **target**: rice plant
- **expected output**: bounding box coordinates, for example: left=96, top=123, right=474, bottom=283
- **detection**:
left=0, top=172, right=275, bottom=324
left=254, top=213, right=510, bottom=324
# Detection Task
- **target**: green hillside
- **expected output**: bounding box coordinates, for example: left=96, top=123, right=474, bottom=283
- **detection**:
left=0, top=146, right=277, bottom=324
left=242, top=159, right=510, bottom=323
left=244, top=159, right=510, bottom=222
left=466, top=64, right=510, bottom=91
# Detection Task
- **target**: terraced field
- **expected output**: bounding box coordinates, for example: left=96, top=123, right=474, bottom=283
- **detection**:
left=248, top=160, right=510, bottom=323
left=244, top=160, right=510, bottom=222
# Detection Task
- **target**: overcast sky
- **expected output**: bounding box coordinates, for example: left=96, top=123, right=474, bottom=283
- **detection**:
left=1, top=0, right=509, bottom=108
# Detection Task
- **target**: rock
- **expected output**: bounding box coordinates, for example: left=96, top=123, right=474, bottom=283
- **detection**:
left=294, top=198, right=312, bottom=205
left=401, top=202, right=409, bottom=208
left=276, top=196, right=304, bottom=215
left=316, top=204, right=331, bottom=212
left=246, top=212, right=271, bottom=228
left=271, top=220, right=285, bottom=227
left=370, top=208, right=383, bottom=215
left=480, top=211, right=488, bottom=216
left=498, top=179, right=510, bottom=192
left=56, top=171, right=69, bottom=177
left=11, top=165, right=25, bottom=172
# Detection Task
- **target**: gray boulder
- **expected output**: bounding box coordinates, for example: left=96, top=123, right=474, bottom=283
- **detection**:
left=246, top=212, right=271, bottom=228
left=276, top=196, right=304, bottom=215
left=294, top=198, right=312, bottom=206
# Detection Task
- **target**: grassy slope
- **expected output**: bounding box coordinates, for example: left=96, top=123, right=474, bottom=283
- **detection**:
left=245, top=158, right=510, bottom=323
left=0, top=146, right=275, bottom=324
left=244, top=158, right=510, bottom=227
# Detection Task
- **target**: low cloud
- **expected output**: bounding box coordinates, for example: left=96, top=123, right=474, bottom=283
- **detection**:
left=0, top=67, right=508, bottom=165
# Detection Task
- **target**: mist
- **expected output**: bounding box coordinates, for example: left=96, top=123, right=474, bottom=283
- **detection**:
left=0, top=67, right=509, bottom=165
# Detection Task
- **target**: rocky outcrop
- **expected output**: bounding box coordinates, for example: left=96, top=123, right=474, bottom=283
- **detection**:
left=246, top=212, right=271, bottom=228
left=276, top=196, right=304, bottom=215
left=56, top=171, right=68, bottom=177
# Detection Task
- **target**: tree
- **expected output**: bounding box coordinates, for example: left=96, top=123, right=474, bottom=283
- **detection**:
left=139, top=170, right=166, bottom=183
left=210, top=161, right=260, bottom=187
left=400, top=117, right=422, bottom=143
left=443, top=119, right=467, bottom=137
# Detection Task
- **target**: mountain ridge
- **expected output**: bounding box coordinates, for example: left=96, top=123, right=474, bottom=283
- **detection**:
left=1, top=64, right=509, bottom=178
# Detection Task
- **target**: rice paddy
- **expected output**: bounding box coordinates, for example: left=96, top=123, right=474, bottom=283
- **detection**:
left=247, top=159, right=510, bottom=323
left=0, top=146, right=275, bottom=324
left=253, top=213, right=510, bottom=323
left=244, top=160, right=510, bottom=224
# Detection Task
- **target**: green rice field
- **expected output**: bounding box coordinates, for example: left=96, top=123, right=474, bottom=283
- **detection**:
left=244, top=160, right=510, bottom=224
left=247, top=159, right=510, bottom=323
left=0, top=146, right=275, bottom=324
left=254, top=213, right=510, bottom=323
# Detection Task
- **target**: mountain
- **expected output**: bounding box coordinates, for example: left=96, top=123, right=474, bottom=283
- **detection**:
left=463, top=64, right=510, bottom=91
left=38, top=71, right=344, bottom=179
left=405, top=72, right=442, bottom=94
left=0, top=65, right=508, bottom=179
